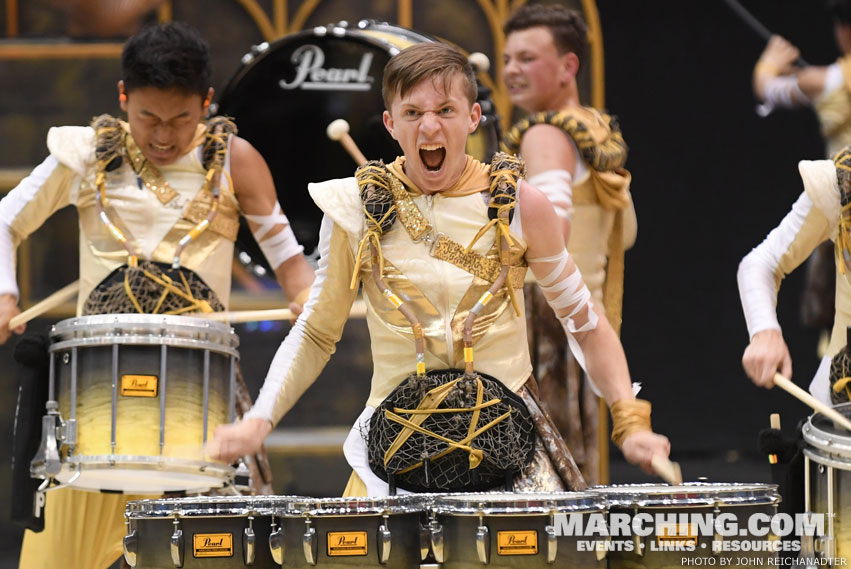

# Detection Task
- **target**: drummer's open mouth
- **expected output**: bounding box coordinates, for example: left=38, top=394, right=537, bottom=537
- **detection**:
left=419, top=144, right=446, bottom=171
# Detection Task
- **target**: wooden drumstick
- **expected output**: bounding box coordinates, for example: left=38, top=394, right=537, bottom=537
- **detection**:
left=197, top=298, right=367, bottom=324
left=773, top=372, right=851, bottom=431
left=651, top=454, right=683, bottom=485
left=327, top=119, right=368, bottom=166
left=9, top=280, right=80, bottom=330
left=768, top=413, right=780, bottom=464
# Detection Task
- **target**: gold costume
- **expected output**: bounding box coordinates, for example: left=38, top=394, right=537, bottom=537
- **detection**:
left=14, top=123, right=240, bottom=569
left=815, top=56, right=851, bottom=158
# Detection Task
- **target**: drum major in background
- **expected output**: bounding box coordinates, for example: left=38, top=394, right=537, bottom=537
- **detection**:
left=32, top=314, right=239, bottom=494
left=215, top=20, right=500, bottom=258
left=429, top=491, right=607, bottom=568
left=803, top=402, right=851, bottom=563
left=591, top=483, right=781, bottom=569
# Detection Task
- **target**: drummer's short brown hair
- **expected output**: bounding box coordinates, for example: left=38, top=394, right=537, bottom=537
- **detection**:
left=382, top=42, right=477, bottom=109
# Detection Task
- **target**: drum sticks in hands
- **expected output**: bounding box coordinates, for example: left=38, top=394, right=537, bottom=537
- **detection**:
left=327, top=119, right=367, bottom=166
left=772, top=372, right=851, bottom=431
left=651, top=454, right=683, bottom=485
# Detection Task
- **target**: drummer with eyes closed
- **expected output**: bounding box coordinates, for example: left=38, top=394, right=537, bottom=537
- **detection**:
left=211, top=41, right=671, bottom=497
left=0, top=21, right=314, bottom=569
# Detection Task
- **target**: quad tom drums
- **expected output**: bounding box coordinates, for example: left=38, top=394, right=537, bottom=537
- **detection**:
left=30, top=314, right=239, bottom=493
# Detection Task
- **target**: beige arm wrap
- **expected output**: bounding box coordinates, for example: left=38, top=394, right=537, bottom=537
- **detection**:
left=610, top=398, right=652, bottom=448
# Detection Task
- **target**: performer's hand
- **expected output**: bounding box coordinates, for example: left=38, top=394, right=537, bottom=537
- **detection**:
left=621, top=430, right=671, bottom=475
left=756, top=35, right=800, bottom=77
left=0, top=293, right=24, bottom=344
left=742, top=329, right=791, bottom=388
left=208, top=418, right=272, bottom=464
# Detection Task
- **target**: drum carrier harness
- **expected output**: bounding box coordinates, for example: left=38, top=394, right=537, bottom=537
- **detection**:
left=84, top=113, right=237, bottom=315
left=355, top=152, right=536, bottom=493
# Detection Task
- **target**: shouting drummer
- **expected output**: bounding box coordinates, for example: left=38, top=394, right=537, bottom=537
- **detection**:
left=0, top=22, right=313, bottom=569
left=211, top=42, right=670, bottom=496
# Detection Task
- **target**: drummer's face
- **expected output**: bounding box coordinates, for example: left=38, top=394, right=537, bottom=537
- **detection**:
left=119, top=82, right=211, bottom=166
left=383, top=74, right=481, bottom=195
left=502, top=26, right=573, bottom=113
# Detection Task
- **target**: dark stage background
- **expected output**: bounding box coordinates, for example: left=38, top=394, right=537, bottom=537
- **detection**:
left=0, top=0, right=845, bottom=566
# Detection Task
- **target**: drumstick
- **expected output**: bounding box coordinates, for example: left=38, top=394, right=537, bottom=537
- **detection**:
left=327, top=119, right=368, bottom=166
left=9, top=280, right=80, bottom=330
left=196, top=299, right=367, bottom=324
left=768, top=413, right=780, bottom=464
left=773, top=372, right=851, bottom=431
left=650, top=454, right=683, bottom=485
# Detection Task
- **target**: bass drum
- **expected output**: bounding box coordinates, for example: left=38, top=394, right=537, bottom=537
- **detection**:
left=216, top=20, right=500, bottom=257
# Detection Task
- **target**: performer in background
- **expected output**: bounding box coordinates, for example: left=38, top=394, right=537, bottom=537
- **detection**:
left=500, top=3, right=637, bottom=483
left=0, top=22, right=314, bottom=569
left=752, top=0, right=851, bottom=357
left=211, top=42, right=669, bottom=496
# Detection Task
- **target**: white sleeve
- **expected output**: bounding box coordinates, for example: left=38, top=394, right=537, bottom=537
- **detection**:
left=527, top=169, right=573, bottom=221
left=818, top=62, right=844, bottom=99
left=245, top=214, right=357, bottom=423
left=0, top=155, right=77, bottom=297
left=763, top=75, right=810, bottom=108
left=737, top=192, right=824, bottom=338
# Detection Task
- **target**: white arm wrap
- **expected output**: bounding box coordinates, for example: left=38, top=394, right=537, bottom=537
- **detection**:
left=763, top=75, right=810, bottom=108
left=529, top=249, right=598, bottom=375
left=243, top=202, right=304, bottom=269
left=737, top=192, right=814, bottom=338
left=528, top=169, right=574, bottom=221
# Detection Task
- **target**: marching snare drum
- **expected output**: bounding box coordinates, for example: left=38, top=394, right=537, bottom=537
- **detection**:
left=216, top=20, right=500, bottom=256
left=803, top=402, right=851, bottom=563
left=429, top=491, right=607, bottom=568
left=123, top=495, right=313, bottom=568
left=300, top=495, right=430, bottom=567
left=592, top=483, right=781, bottom=569
left=33, top=314, right=239, bottom=493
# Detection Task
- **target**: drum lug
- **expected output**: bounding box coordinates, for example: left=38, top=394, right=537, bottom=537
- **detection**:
left=545, top=524, right=557, bottom=564
left=476, top=523, right=490, bottom=564
left=419, top=522, right=430, bottom=561
left=378, top=514, right=392, bottom=564
left=429, top=519, right=445, bottom=563
left=170, top=519, right=185, bottom=568
left=712, top=504, right=723, bottom=555
left=633, top=533, right=644, bottom=558
left=303, top=518, right=318, bottom=566
left=123, top=525, right=138, bottom=568
left=30, top=402, right=64, bottom=478
left=243, top=515, right=256, bottom=566
left=269, top=519, right=285, bottom=565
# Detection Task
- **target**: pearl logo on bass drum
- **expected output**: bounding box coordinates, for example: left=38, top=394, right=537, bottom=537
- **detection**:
left=279, top=44, right=374, bottom=91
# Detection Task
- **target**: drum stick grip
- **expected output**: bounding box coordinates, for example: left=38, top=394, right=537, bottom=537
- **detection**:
left=9, top=280, right=80, bottom=330
left=773, top=372, right=851, bottom=431
left=650, top=454, right=683, bottom=485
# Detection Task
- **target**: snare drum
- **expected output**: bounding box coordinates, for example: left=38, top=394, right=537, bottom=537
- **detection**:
left=803, top=402, right=851, bottom=562
left=123, top=495, right=312, bottom=568
left=36, top=314, right=238, bottom=493
left=301, top=495, right=430, bottom=567
left=429, top=491, right=607, bottom=568
left=593, top=483, right=781, bottom=569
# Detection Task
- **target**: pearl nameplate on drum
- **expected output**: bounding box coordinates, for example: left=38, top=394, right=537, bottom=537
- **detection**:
left=327, top=531, right=368, bottom=556
left=279, top=44, right=374, bottom=92
left=120, top=375, right=158, bottom=397
left=656, top=523, right=697, bottom=547
left=497, top=530, right=538, bottom=555
left=192, top=533, right=233, bottom=558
